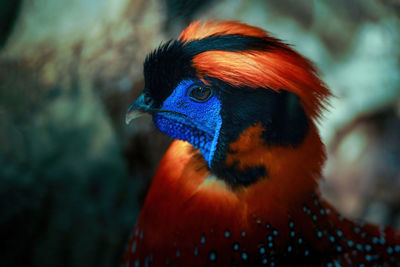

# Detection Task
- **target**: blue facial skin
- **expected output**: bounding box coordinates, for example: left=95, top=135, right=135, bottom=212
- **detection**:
left=152, top=79, right=222, bottom=166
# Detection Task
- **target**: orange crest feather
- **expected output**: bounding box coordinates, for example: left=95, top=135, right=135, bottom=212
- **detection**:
left=179, top=20, right=331, bottom=121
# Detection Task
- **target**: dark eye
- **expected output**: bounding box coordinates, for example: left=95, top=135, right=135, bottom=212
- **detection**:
left=188, top=85, right=213, bottom=102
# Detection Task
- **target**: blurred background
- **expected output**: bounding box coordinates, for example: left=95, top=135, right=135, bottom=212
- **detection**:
left=0, top=0, right=399, bottom=266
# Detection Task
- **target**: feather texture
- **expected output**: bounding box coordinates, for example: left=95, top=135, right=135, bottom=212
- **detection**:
left=122, top=21, right=400, bottom=266
left=122, top=139, right=400, bottom=266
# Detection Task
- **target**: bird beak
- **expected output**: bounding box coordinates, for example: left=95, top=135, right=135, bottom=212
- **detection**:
left=125, top=93, right=154, bottom=125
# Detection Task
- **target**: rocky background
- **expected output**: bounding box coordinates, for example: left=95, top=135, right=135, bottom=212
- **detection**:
left=0, top=0, right=399, bottom=266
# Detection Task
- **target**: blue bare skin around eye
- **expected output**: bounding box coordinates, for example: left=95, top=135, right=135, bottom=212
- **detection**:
left=153, top=79, right=222, bottom=165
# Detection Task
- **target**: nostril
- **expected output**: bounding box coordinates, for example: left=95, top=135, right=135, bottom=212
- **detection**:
left=143, top=94, right=153, bottom=106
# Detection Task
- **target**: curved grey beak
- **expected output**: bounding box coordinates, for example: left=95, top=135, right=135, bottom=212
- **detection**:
left=125, top=93, right=154, bottom=125
left=125, top=109, right=144, bottom=125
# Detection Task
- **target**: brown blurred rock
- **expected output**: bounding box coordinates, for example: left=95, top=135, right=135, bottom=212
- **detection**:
left=0, top=0, right=169, bottom=266
left=321, top=102, right=400, bottom=227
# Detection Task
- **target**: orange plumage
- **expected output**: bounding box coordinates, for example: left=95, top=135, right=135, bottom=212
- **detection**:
left=123, top=21, right=400, bottom=266
left=181, top=21, right=330, bottom=121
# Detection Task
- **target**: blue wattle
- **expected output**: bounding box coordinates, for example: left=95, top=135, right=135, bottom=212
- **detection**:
left=153, top=114, right=213, bottom=157
left=152, top=80, right=222, bottom=166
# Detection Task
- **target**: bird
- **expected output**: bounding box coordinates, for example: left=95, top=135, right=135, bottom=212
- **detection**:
left=122, top=21, right=400, bottom=266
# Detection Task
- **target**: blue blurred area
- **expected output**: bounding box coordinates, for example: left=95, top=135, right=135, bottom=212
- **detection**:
left=0, top=0, right=399, bottom=266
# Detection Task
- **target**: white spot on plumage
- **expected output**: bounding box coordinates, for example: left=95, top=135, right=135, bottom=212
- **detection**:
left=139, top=230, right=143, bottom=240
left=225, top=230, right=230, bottom=238
left=209, top=251, right=216, bottom=261
left=201, top=235, right=205, bottom=244
left=131, top=240, right=136, bottom=253
left=317, top=231, right=322, bottom=238
left=337, top=230, right=343, bottom=237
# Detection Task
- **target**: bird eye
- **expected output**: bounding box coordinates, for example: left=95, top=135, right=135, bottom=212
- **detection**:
left=188, top=85, right=213, bottom=102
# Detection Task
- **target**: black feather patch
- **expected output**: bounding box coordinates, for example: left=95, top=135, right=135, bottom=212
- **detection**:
left=207, top=78, right=309, bottom=186
left=182, top=34, right=280, bottom=57
left=213, top=161, right=268, bottom=187
left=143, top=40, right=195, bottom=107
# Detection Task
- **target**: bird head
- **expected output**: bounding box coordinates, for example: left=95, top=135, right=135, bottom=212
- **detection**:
left=127, top=21, right=331, bottom=188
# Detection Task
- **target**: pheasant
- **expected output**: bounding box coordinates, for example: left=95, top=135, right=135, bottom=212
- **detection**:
left=123, top=21, right=400, bottom=266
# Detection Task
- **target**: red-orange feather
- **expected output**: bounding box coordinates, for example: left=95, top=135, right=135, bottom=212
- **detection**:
left=122, top=21, right=400, bottom=266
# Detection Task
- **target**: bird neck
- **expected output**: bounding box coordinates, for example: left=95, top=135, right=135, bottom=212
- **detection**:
left=211, top=122, right=326, bottom=197
left=167, top=122, right=329, bottom=232
left=224, top=122, right=327, bottom=232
